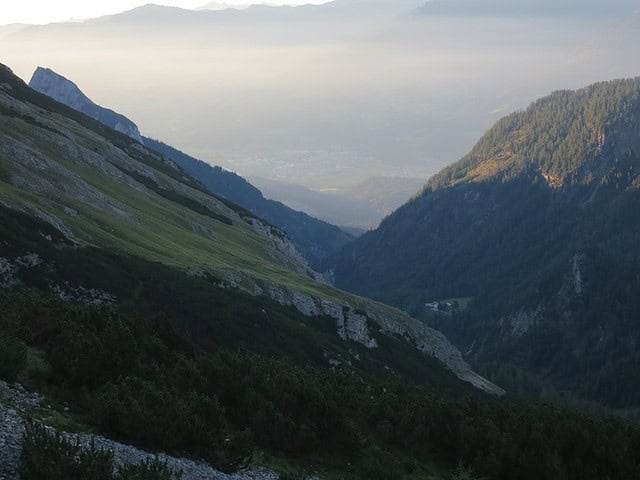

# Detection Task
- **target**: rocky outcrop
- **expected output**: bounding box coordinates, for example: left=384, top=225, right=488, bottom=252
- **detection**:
left=499, top=305, right=544, bottom=337
left=29, top=67, right=144, bottom=143
left=218, top=273, right=504, bottom=395
left=51, top=283, right=117, bottom=305
left=565, top=253, right=585, bottom=298
left=0, top=254, right=42, bottom=289
left=263, top=282, right=378, bottom=349
left=246, top=218, right=326, bottom=283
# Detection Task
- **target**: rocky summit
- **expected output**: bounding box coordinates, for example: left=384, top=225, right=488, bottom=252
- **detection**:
left=29, top=67, right=144, bottom=143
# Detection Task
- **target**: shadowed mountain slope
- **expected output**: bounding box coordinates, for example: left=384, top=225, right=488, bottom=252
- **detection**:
left=328, top=77, right=640, bottom=408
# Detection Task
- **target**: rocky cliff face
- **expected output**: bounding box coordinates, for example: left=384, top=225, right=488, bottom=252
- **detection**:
left=29, top=67, right=144, bottom=143
left=216, top=271, right=503, bottom=394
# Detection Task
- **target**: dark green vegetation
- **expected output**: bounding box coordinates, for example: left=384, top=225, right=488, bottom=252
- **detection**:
left=1, top=200, right=639, bottom=479
left=1, top=202, right=639, bottom=479
left=0, top=332, right=27, bottom=382
left=0, top=204, right=467, bottom=391
left=329, top=77, right=640, bottom=410
left=4, top=286, right=640, bottom=480
left=19, top=422, right=181, bottom=480
left=144, top=138, right=354, bottom=267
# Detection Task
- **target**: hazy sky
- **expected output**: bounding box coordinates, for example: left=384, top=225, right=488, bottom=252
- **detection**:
left=0, top=0, right=330, bottom=25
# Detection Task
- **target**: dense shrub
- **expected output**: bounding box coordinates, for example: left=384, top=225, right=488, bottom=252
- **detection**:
left=91, top=377, right=229, bottom=462
left=18, top=422, right=113, bottom=480
left=116, top=460, right=182, bottom=480
left=357, top=446, right=404, bottom=480
left=0, top=333, right=27, bottom=382
left=18, top=422, right=182, bottom=480
left=5, top=289, right=640, bottom=480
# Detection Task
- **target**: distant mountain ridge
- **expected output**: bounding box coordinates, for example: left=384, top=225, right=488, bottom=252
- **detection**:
left=94, top=0, right=426, bottom=25
left=328, top=77, right=640, bottom=409
left=416, top=0, right=640, bottom=17
left=197, top=2, right=253, bottom=11
left=28, top=67, right=354, bottom=267
left=250, top=175, right=425, bottom=230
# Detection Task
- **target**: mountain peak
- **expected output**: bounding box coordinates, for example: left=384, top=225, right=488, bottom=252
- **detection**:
left=30, top=66, right=94, bottom=112
left=29, top=67, right=144, bottom=144
left=427, top=77, right=640, bottom=191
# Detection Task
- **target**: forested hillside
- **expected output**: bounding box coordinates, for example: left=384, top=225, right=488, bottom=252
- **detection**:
left=328, top=78, right=640, bottom=409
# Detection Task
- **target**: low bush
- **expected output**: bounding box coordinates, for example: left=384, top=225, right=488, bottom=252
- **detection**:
left=116, top=459, right=182, bottom=480
left=0, top=333, right=27, bottom=382
left=18, top=422, right=182, bottom=480
left=18, top=422, right=113, bottom=480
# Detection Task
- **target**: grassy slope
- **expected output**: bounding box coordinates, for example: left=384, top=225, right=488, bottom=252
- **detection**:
left=0, top=203, right=471, bottom=394
left=0, top=80, right=472, bottom=334
left=0, top=88, right=321, bottom=294
left=0, top=64, right=499, bottom=396
left=0, top=62, right=333, bottom=295
left=143, top=137, right=355, bottom=268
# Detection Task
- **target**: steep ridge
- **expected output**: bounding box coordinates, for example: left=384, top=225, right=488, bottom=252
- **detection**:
left=98, top=0, right=427, bottom=24
left=329, top=77, right=640, bottom=407
left=143, top=138, right=354, bottom=267
left=28, top=67, right=354, bottom=267
left=30, top=67, right=143, bottom=143
left=0, top=62, right=500, bottom=394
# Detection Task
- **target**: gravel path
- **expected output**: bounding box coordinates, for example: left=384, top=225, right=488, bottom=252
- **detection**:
left=0, top=381, right=279, bottom=480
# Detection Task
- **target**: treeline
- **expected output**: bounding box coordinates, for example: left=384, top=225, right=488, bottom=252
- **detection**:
left=2, top=289, right=640, bottom=479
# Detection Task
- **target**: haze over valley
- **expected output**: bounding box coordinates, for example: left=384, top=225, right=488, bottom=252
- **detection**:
left=2, top=0, right=639, bottom=197
left=2, top=1, right=640, bottom=479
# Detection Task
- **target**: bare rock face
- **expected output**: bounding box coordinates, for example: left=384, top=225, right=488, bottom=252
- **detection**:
left=261, top=282, right=379, bottom=348
left=218, top=273, right=504, bottom=395
left=246, top=218, right=326, bottom=282
left=29, top=67, right=144, bottom=144
left=0, top=254, right=42, bottom=289
left=499, top=306, right=544, bottom=338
